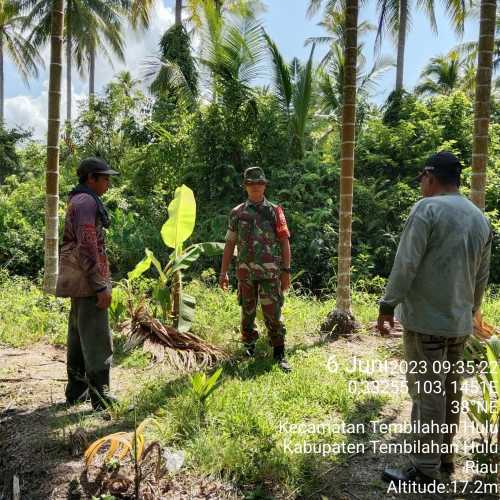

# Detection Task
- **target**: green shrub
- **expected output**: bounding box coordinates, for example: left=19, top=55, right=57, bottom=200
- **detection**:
left=0, top=271, right=68, bottom=347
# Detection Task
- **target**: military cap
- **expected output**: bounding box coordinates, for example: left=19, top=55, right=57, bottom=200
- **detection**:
left=243, top=166, right=267, bottom=184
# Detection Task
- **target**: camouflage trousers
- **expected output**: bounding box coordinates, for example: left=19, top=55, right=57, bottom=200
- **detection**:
left=238, top=278, right=286, bottom=347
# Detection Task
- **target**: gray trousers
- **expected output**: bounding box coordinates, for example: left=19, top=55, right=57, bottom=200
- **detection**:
left=65, top=296, right=113, bottom=402
left=404, top=330, right=467, bottom=479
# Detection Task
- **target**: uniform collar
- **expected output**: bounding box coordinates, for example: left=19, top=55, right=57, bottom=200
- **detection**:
left=245, top=197, right=270, bottom=209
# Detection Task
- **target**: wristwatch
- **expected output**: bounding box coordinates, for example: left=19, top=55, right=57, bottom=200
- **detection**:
left=281, top=267, right=291, bottom=273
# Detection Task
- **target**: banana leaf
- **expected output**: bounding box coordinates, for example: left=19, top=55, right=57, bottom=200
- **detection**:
left=161, top=185, right=196, bottom=254
left=128, top=252, right=153, bottom=281
left=171, top=242, right=225, bottom=273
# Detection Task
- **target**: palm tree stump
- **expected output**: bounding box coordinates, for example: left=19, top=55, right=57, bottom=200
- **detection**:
left=320, top=309, right=360, bottom=338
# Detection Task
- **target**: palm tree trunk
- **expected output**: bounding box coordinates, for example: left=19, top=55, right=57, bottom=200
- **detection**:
left=0, top=33, right=4, bottom=126
left=66, top=0, right=72, bottom=124
left=470, top=0, right=497, bottom=211
left=175, top=0, right=182, bottom=25
left=337, top=0, right=359, bottom=312
left=395, top=0, right=408, bottom=91
left=43, top=0, right=64, bottom=294
left=89, top=45, right=95, bottom=100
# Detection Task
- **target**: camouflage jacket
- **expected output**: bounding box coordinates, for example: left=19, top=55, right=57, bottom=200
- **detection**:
left=226, top=198, right=290, bottom=280
left=55, top=193, right=111, bottom=297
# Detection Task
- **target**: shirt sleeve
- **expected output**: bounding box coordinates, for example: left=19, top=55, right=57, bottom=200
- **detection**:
left=274, top=205, right=291, bottom=240
left=225, top=209, right=238, bottom=243
left=379, top=202, right=431, bottom=315
left=473, top=229, right=493, bottom=313
left=73, top=196, right=108, bottom=292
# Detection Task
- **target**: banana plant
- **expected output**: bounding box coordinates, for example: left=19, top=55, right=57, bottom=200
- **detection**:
left=128, top=185, right=224, bottom=332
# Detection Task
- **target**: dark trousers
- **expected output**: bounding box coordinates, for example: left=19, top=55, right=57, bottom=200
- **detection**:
left=65, top=296, right=113, bottom=402
left=404, top=330, right=467, bottom=479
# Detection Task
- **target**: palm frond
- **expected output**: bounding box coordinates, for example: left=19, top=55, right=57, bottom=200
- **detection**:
left=305, top=35, right=335, bottom=47
left=375, top=0, right=400, bottom=53
left=1, top=3, right=44, bottom=84
left=291, top=43, right=315, bottom=158
left=263, top=29, right=292, bottom=114
left=358, top=55, right=394, bottom=96
left=128, top=0, right=155, bottom=30
left=120, top=301, right=227, bottom=370
left=415, top=79, right=443, bottom=96
left=415, top=51, right=463, bottom=95
left=306, top=0, right=325, bottom=18
left=144, top=56, right=195, bottom=104
left=317, top=67, right=340, bottom=115
left=416, top=0, right=439, bottom=34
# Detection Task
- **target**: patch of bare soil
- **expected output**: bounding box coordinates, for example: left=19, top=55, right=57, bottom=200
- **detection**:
left=0, top=344, right=239, bottom=500
left=1, top=336, right=498, bottom=500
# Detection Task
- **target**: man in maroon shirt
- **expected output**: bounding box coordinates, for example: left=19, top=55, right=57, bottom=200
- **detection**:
left=56, top=157, right=119, bottom=411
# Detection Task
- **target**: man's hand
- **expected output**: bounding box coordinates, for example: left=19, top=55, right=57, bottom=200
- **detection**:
left=96, top=289, right=112, bottom=310
left=280, top=271, right=291, bottom=292
left=377, top=314, right=395, bottom=336
left=219, top=272, right=229, bottom=291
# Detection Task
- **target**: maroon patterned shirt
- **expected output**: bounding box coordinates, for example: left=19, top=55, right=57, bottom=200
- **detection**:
left=56, top=193, right=111, bottom=297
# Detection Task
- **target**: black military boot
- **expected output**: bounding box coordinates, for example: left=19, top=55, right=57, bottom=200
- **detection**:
left=243, top=342, right=256, bottom=357
left=273, top=345, right=291, bottom=373
left=66, top=387, right=90, bottom=406
left=88, top=369, right=118, bottom=411
left=65, top=368, right=90, bottom=406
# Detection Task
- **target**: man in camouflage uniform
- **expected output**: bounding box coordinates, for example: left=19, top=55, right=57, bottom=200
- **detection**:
left=56, top=157, right=119, bottom=411
left=219, top=167, right=292, bottom=372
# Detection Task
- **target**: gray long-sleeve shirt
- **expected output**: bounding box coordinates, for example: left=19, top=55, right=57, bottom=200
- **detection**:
left=380, top=193, right=492, bottom=337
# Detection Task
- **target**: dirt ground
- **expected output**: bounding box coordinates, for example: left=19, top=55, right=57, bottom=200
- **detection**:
left=0, top=336, right=498, bottom=500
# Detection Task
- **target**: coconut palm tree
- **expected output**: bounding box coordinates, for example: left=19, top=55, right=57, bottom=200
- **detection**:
left=305, top=9, right=375, bottom=67
left=197, top=0, right=266, bottom=105
left=336, top=0, right=359, bottom=318
left=126, top=0, right=155, bottom=29
left=470, top=0, right=497, bottom=211
left=264, top=31, right=315, bottom=159
left=309, top=0, right=469, bottom=91
left=147, top=0, right=264, bottom=102
left=374, top=0, right=468, bottom=91
left=176, top=0, right=182, bottom=25
left=317, top=44, right=392, bottom=120
left=23, top=0, right=125, bottom=121
left=43, top=0, right=63, bottom=294
left=187, top=0, right=265, bottom=30
left=306, top=7, right=392, bottom=119
left=147, top=22, right=198, bottom=100
left=68, top=8, right=124, bottom=101
left=87, top=0, right=156, bottom=100
left=0, top=1, right=42, bottom=124
left=456, top=12, right=499, bottom=73
left=146, top=0, right=198, bottom=99
left=415, top=51, right=463, bottom=96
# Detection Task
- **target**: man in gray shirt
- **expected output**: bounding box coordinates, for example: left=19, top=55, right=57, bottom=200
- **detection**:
left=378, top=151, right=492, bottom=484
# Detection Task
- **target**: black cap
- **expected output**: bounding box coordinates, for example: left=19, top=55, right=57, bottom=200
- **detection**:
left=77, top=157, right=119, bottom=178
left=416, top=151, right=462, bottom=182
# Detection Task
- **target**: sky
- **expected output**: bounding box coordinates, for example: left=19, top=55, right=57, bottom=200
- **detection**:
left=3, top=0, right=480, bottom=140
